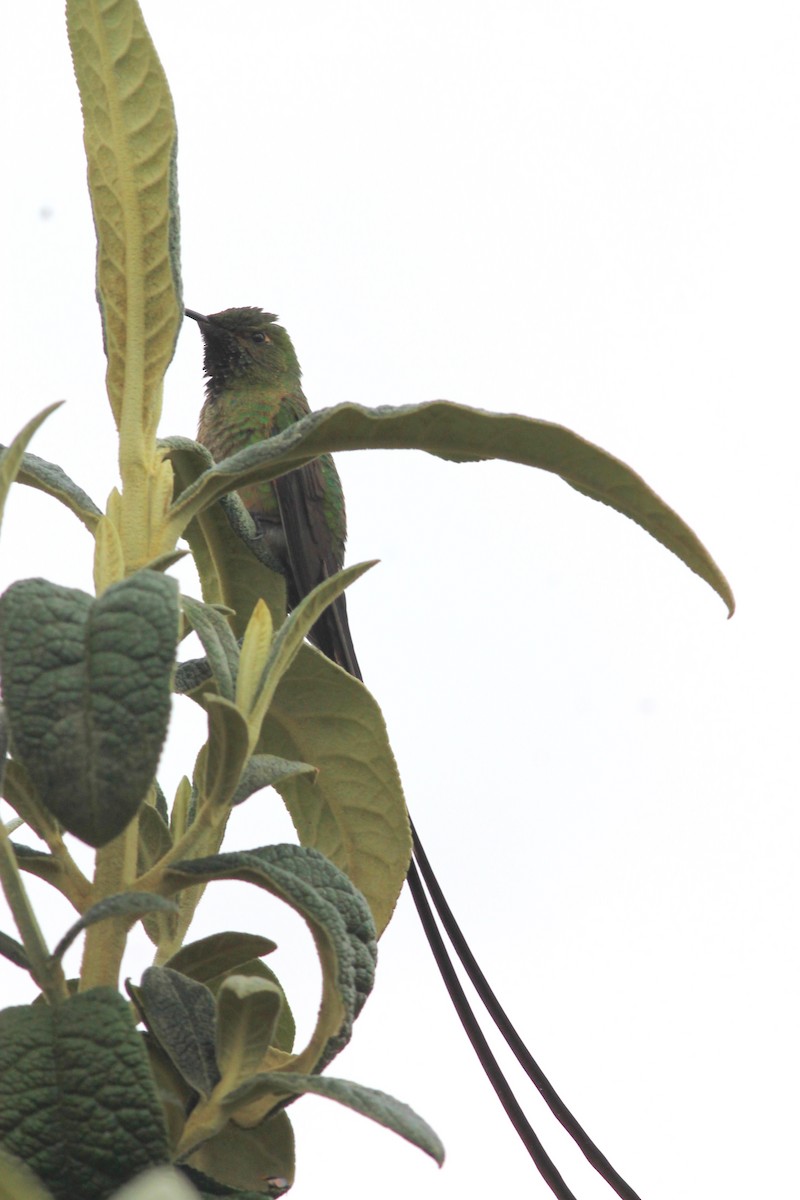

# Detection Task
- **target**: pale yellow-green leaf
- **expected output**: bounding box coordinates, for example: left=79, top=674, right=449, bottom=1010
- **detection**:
left=261, top=646, right=410, bottom=936
left=235, top=599, right=273, bottom=724
left=93, top=515, right=125, bottom=592
left=248, top=562, right=375, bottom=738
left=170, top=776, right=191, bottom=841
left=66, top=0, right=181, bottom=440
left=215, top=976, right=283, bottom=1092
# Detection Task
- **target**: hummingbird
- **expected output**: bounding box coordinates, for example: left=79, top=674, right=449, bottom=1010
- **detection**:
left=186, top=306, right=641, bottom=1197
left=186, top=306, right=361, bottom=677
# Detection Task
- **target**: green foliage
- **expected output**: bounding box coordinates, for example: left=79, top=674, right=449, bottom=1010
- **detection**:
left=0, top=0, right=733, bottom=1196
left=0, top=990, right=171, bottom=1198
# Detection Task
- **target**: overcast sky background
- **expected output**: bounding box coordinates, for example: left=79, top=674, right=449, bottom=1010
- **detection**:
left=1, top=3, right=799, bottom=1198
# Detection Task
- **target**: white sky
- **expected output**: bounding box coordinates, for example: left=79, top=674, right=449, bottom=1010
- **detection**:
left=1, top=3, right=799, bottom=1198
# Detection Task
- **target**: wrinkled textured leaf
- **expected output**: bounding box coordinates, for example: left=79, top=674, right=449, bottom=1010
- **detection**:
left=0, top=988, right=170, bottom=1198
left=0, top=572, right=179, bottom=847
left=138, top=967, right=220, bottom=1097
left=262, top=644, right=410, bottom=935
left=168, top=402, right=734, bottom=615
left=226, top=1071, right=444, bottom=1166
left=66, top=0, right=181, bottom=432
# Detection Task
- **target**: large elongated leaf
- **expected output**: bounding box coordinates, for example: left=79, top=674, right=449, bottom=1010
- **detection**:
left=167, top=403, right=734, bottom=614
left=261, top=644, right=410, bottom=936
left=0, top=571, right=179, bottom=846
left=0, top=989, right=170, bottom=1199
left=66, top=0, right=181, bottom=434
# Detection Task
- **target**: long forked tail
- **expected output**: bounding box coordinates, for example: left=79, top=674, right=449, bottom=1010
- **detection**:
left=312, top=589, right=642, bottom=1199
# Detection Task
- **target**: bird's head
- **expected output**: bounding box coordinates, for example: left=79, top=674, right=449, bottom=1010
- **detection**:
left=185, top=306, right=300, bottom=396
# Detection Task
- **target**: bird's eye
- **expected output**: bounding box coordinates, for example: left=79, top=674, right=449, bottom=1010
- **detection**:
left=251, top=331, right=267, bottom=344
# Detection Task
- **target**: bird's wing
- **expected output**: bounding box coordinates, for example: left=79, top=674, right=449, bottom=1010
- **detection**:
left=274, top=460, right=362, bottom=680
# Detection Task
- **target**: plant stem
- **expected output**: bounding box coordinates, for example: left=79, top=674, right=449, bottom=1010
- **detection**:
left=79, top=816, right=139, bottom=990
left=0, top=822, right=69, bottom=1003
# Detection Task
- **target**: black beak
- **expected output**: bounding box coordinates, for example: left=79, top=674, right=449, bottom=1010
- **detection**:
left=184, top=308, right=209, bottom=324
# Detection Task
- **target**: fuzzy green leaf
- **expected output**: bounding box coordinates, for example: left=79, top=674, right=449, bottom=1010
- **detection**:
left=11, top=845, right=69, bottom=898
left=231, top=755, right=317, bottom=807
left=0, top=989, right=170, bottom=1198
left=169, top=401, right=734, bottom=615
left=226, top=1072, right=444, bottom=1166
left=52, top=893, right=177, bottom=963
left=181, top=596, right=239, bottom=702
left=66, top=0, right=181, bottom=433
left=0, top=572, right=179, bottom=847
left=6, top=449, right=101, bottom=534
